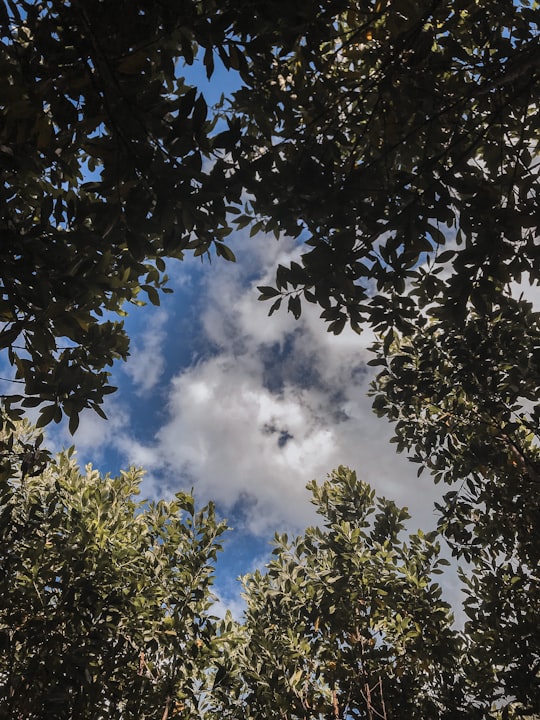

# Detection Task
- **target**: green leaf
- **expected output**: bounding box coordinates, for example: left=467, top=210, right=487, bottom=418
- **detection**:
left=68, top=411, right=80, bottom=435
left=193, top=95, right=208, bottom=131
left=268, top=297, right=282, bottom=316
left=215, top=243, right=236, bottom=262
left=288, top=294, right=301, bottom=319
left=143, top=285, right=161, bottom=306
left=36, top=404, right=58, bottom=428
left=257, top=285, right=281, bottom=300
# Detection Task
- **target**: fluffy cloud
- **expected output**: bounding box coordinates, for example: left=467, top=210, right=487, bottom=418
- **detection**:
left=114, top=233, right=445, bottom=540
left=23, top=227, right=539, bottom=622
left=122, top=309, right=168, bottom=395
left=41, top=229, right=466, bottom=613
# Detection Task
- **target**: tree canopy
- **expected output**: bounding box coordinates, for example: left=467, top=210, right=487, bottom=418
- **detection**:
left=0, top=0, right=247, bottom=431
left=0, top=421, right=227, bottom=719
left=230, top=3, right=540, bottom=709
left=370, top=290, right=540, bottom=711
left=2, top=445, right=535, bottom=719
left=1, top=1, right=539, bottom=716
left=1, top=0, right=538, bottom=425
left=215, top=467, right=467, bottom=720
left=246, top=0, right=539, bottom=333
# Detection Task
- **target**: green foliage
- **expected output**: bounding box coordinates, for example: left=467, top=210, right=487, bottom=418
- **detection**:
left=210, top=467, right=467, bottom=720
left=227, top=4, right=540, bottom=710
left=241, top=0, right=539, bottom=334
left=370, top=292, right=540, bottom=712
left=1, top=425, right=535, bottom=719
left=0, top=0, right=244, bottom=428
left=0, top=421, right=227, bottom=719
left=1, top=1, right=539, bottom=715
left=4, top=0, right=538, bottom=431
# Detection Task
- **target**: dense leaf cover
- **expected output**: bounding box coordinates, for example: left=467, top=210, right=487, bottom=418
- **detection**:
left=206, top=467, right=537, bottom=720
left=0, top=428, right=537, bottom=719
left=370, top=292, right=540, bottom=711
left=244, top=0, right=539, bottom=332
left=1, top=1, right=539, bottom=716
left=0, top=0, right=247, bottom=430
left=214, top=468, right=467, bottom=720
left=0, top=421, right=227, bottom=719
left=2, top=0, right=538, bottom=418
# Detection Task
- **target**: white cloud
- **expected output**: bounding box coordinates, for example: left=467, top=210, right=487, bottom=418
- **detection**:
left=36, top=228, right=467, bottom=615
left=117, top=232, right=445, bottom=540
left=212, top=589, right=246, bottom=622
left=46, top=395, right=131, bottom=465
left=122, top=309, right=168, bottom=394
left=152, top=356, right=324, bottom=532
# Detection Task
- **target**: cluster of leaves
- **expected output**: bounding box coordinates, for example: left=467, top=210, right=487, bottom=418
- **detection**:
left=1, top=1, right=539, bottom=716
left=0, top=0, right=249, bottom=430
left=3, top=0, right=538, bottom=427
left=243, top=0, right=539, bottom=333
left=0, top=421, right=227, bottom=719
left=210, top=467, right=536, bottom=720
left=227, top=3, right=540, bottom=710
left=232, top=469, right=464, bottom=720
left=0, top=0, right=359, bottom=432
left=370, top=290, right=540, bottom=711
left=1, top=426, right=537, bottom=719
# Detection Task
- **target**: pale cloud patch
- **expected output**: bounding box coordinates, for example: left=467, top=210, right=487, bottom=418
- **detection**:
left=124, top=232, right=445, bottom=538
left=45, top=229, right=447, bottom=540
left=201, top=234, right=301, bottom=351
left=45, top=395, right=131, bottom=468
left=511, top=274, right=540, bottom=308
left=153, top=355, right=332, bottom=534
left=123, top=310, right=168, bottom=394
left=212, top=590, right=246, bottom=622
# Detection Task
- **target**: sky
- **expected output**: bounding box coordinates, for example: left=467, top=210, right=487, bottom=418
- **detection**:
left=64, top=57, right=470, bottom=616
left=0, top=52, right=470, bottom=619
left=37, top=226, right=463, bottom=618
left=0, top=51, right=477, bottom=619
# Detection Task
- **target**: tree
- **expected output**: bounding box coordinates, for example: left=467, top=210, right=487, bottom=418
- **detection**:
left=0, top=0, right=348, bottom=431
left=2, top=2, right=539, bottom=712
left=209, top=467, right=473, bottom=720
left=1, top=424, right=536, bottom=719
left=0, top=420, right=227, bottom=719
left=240, top=0, right=539, bottom=334
left=0, top=0, right=247, bottom=431
left=5, top=0, right=537, bottom=425
left=370, top=292, right=540, bottom=713
left=229, top=2, right=540, bottom=709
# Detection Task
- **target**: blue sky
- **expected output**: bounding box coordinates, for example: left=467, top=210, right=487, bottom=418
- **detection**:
left=0, top=51, right=469, bottom=618
left=37, top=226, right=463, bottom=617
left=76, top=53, right=465, bottom=614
